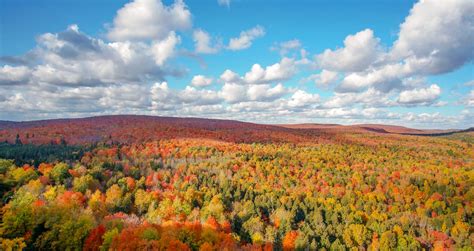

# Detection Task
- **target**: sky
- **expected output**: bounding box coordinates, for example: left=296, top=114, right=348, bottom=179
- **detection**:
left=0, top=0, right=473, bottom=129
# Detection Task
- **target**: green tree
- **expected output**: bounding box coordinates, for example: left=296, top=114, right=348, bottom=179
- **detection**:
left=49, top=163, right=70, bottom=184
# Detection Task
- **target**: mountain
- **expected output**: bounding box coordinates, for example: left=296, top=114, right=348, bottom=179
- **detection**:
left=0, top=115, right=328, bottom=145
left=278, top=123, right=457, bottom=135
left=0, top=115, right=465, bottom=145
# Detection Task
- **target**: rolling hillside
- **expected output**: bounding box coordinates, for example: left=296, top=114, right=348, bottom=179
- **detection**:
left=0, top=115, right=465, bottom=145
left=0, top=115, right=328, bottom=145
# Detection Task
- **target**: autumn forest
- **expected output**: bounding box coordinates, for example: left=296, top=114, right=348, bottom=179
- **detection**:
left=0, top=116, right=472, bottom=250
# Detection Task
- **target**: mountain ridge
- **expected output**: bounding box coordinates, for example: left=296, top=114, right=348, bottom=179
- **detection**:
left=0, top=115, right=469, bottom=145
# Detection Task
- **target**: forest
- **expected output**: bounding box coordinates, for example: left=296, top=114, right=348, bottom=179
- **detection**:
left=0, top=116, right=473, bottom=250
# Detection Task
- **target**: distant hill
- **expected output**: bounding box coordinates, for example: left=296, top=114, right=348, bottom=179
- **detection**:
left=0, top=115, right=331, bottom=145
left=0, top=115, right=467, bottom=145
left=278, top=123, right=458, bottom=135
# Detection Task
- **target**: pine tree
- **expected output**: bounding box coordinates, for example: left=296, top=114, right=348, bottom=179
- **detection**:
left=15, top=134, right=22, bottom=145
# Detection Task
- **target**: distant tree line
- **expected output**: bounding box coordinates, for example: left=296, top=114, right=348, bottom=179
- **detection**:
left=0, top=142, right=88, bottom=167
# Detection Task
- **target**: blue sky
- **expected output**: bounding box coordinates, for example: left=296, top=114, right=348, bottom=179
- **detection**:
left=0, top=0, right=473, bottom=128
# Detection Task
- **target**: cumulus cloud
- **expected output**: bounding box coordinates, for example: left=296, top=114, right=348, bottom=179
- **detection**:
left=397, top=84, right=441, bottom=105
left=324, top=88, right=394, bottom=108
left=391, top=0, right=474, bottom=74
left=219, top=83, right=248, bottom=103
left=336, top=63, right=412, bottom=92
left=330, top=0, right=474, bottom=94
left=402, top=112, right=462, bottom=126
left=326, top=83, right=442, bottom=108
left=287, top=90, right=320, bottom=108
left=253, top=58, right=298, bottom=84
left=306, top=70, right=339, bottom=87
left=193, top=29, right=222, bottom=54
left=220, top=69, right=241, bottom=83
left=107, top=0, right=191, bottom=41
left=0, top=83, right=150, bottom=117
left=228, top=26, right=265, bottom=50
left=193, top=26, right=266, bottom=54
left=271, top=39, right=302, bottom=56
left=151, top=82, right=231, bottom=111
left=316, top=29, right=382, bottom=72
left=149, top=78, right=288, bottom=109
left=180, top=86, right=223, bottom=105
left=191, top=75, right=213, bottom=87
left=0, top=23, right=186, bottom=120
left=218, top=82, right=288, bottom=104
left=0, top=65, right=31, bottom=85
left=247, top=83, right=287, bottom=101
left=317, top=70, right=339, bottom=86
left=220, top=57, right=297, bottom=85
left=0, top=25, right=181, bottom=87
left=150, top=82, right=175, bottom=110
left=1, top=0, right=471, bottom=129
left=0, top=75, right=468, bottom=128
left=151, top=32, right=180, bottom=66
left=151, top=82, right=222, bottom=110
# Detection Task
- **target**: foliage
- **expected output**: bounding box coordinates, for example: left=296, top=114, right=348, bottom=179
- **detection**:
left=0, top=143, right=87, bottom=166
left=0, top=132, right=472, bottom=250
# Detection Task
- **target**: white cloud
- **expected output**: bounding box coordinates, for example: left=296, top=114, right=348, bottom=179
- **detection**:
left=4, top=25, right=182, bottom=88
left=194, top=26, right=267, bottom=54
left=391, top=0, right=474, bottom=74
left=150, top=82, right=176, bottom=110
left=324, top=88, right=394, bottom=108
left=220, top=57, right=297, bottom=85
left=271, top=39, right=302, bottom=56
left=397, top=84, right=441, bottom=105
left=331, top=0, right=474, bottom=94
left=463, top=90, right=474, bottom=107
left=287, top=90, right=320, bottom=108
left=247, top=83, right=287, bottom=101
left=0, top=65, right=31, bottom=85
left=220, top=69, right=241, bottom=83
left=402, top=112, right=462, bottom=126
left=318, top=70, right=338, bottom=86
left=316, top=29, right=382, bottom=72
left=307, top=70, right=339, bottom=87
left=0, top=76, right=469, bottom=128
left=243, top=57, right=297, bottom=85
left=98, top=84, right=150, bottom=109
left=218, top=82, right=287, bottom=103
left=151, top=31, right=180, bottom=66
left=0, top=20, right=204, bottom=119
left=180, top=86, right=222, bottom=105
left=191, top=75, right=213, bottom=87
left=463, top=80, right=474, bottom=87
left=219, top=83, right=247, bottom=103
left=0, top=83, right=150, bottom=117
left=228, top=26, right=265, bottom=50
left=244, top=64, right=265, bottom=84
left=264, top=58, right=297, bottom=83
left=229, top=101, right=283, bottom=113
left=193, top=29, right=222, bottom=54
left=107, top=0, right=191, bottom=41
left=1, top=0, right=471, bottom=129
left=217, top=0, right=230, bottom=8
left=151, top=82, right=223, bottom=109
left=337, top=63, right=412, bottom=92
left=433, top=101, right=448, bottom=107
